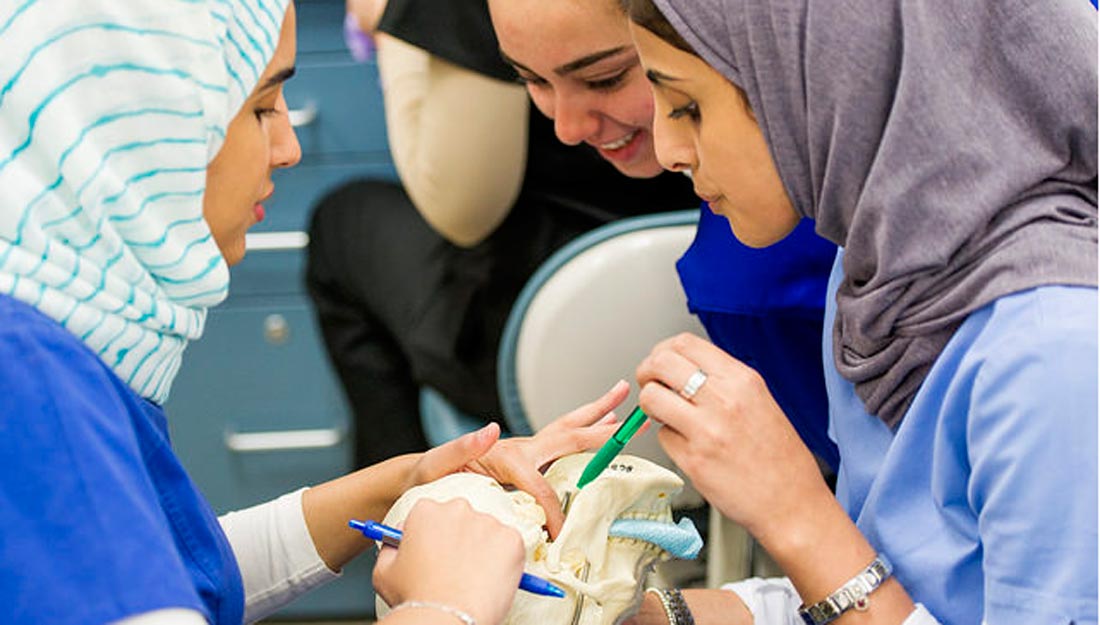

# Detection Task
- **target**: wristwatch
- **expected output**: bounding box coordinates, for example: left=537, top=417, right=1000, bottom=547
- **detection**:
left=798, top=554, right=893, bottom=625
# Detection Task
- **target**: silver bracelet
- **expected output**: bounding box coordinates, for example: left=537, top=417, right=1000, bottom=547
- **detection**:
left=798, top=553, right=893, bottom=625
left=646, top=587, right=695, bottom=625
left=390, top=600, right=477, bottom=625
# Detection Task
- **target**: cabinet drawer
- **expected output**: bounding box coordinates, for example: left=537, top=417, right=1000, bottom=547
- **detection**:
left=227, top=247, right=307, bottom=299
left=167, top=292, right=377, bottom=618
left=167, top=298, right=350, bottom=511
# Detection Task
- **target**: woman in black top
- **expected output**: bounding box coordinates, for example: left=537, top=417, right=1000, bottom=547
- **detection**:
left=307, top=0, right=698, bottom=467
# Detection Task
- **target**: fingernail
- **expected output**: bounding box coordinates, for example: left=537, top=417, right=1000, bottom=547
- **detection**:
left=476, top=422, right=497, bottom=442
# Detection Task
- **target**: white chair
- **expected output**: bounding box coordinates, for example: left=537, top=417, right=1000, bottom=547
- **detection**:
left=497, top=210, right=704, bottom=502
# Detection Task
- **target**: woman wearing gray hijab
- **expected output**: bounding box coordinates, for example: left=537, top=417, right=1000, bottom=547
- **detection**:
left=623, top=0, right=1097, bottom=624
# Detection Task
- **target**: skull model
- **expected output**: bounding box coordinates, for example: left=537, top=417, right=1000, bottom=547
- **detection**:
left=377, top=453, right=701, bottom=625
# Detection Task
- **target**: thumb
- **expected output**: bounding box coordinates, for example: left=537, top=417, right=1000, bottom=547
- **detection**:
left=417, top=422, right=501, bottom=482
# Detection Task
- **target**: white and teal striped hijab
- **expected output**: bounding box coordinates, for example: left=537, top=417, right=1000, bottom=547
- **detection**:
left=0, top=0, right=289, bottom=404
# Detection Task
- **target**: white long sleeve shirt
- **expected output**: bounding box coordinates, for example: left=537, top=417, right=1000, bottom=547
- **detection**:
left=113, top=489, right=338, bottom=625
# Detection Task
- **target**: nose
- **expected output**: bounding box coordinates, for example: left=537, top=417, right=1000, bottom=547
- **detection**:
left=552, top=92, right=600, bottom=146
left=651, top=108, right=695, bottom=174
left=271, top=93, right=302, bottom=169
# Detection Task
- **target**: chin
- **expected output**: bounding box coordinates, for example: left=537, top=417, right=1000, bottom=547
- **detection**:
left=732, top=232, right=780, bottom=249
left=220, top=241, right=247, bottom=267
left=726, top=221, right=797, bottom=249
left=611, top=158, right=666, bottom=179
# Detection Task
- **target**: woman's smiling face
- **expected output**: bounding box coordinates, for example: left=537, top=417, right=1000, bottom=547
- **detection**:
left=488, top=0, right=665, bottom=178
left=629, top=24, right=799, bottom=248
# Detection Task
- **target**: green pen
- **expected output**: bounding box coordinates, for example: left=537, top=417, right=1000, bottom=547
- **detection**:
left=576, top=405, right=649, bottom=490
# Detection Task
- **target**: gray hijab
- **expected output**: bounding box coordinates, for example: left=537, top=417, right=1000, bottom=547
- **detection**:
left=651, top=0, right=1098, bottom=427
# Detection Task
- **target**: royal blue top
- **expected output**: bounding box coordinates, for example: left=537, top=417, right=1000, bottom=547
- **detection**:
left=824, top=251, right=1098, bottom=623
left=0, top=294, right=244, bottom=625
left=677, top=207, right=840, bottom=469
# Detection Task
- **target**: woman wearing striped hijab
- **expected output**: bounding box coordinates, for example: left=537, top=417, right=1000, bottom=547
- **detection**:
left=624, top=0, right=1096, bottom=624
left=0, top=2, right=615, bottom=623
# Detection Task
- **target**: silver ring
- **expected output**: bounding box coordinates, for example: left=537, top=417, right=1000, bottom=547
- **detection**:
left=679, top=369, right=708, bottom=400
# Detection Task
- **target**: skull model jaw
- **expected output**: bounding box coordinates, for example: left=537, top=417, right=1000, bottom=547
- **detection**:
left=377, top=453, right=686, bottom=625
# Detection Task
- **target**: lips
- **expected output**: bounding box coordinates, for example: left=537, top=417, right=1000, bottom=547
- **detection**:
left=592, top=129, right=646, bottom=166
left=253, top=187, right=274, bottom=223
left=598, top=130, right=639, bottom=151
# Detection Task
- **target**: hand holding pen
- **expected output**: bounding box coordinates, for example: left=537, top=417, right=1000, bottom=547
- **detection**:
left=362, top=500, right=558, bottom=625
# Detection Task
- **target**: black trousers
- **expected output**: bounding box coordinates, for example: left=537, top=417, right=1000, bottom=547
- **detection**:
left=305, top=179, right=610, bottom=467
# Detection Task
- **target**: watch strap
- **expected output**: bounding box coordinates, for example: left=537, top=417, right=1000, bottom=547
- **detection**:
left=798, top=554, right=893, bottom=625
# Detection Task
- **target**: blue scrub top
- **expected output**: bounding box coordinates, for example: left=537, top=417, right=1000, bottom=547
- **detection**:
left=677, top=207, right=840, bottom=469
left=824, top=252, right=1098, bottom=623
left=0, top=295, right=245, bottom=625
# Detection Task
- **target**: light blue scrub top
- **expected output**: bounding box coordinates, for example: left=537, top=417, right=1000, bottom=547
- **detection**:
left=824, top=251, right=1098, bottom=624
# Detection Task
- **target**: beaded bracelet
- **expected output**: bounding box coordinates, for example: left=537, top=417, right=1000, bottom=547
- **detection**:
left=646, top=587, right=695, bottom=625
left=390, top=600, right=477, bottom=625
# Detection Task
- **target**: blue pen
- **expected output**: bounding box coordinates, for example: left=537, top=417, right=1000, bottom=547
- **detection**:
left=349, top=519, right=566, bottom=598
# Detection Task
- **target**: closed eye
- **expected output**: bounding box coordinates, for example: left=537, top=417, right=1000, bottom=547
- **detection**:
left=585, top=70, right=629, bottom=91
left=253, top=106, right=280, bottom=121
left=515, top=74, right=548, bottom=87
left=668, top=101, right=699, bottom=121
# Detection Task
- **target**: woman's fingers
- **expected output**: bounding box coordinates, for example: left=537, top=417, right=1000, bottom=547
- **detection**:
left=373, top=499, right=524, bottom=625
left=502, top=463, right=565, bottom=538
left=532, top=419, right=621, bottom=467
left=637, top=343, right=710, bottom=404
left=414, top=422, right=500, bottom=484
left=637, top=334, right=830, bottom=534
left=465, top=437, right=566, bottom=537
left=647, top=333, right=743, bottom=382
left=637, top=377, right=700, bottom=433
left=547, top=380, right=630, bottom=430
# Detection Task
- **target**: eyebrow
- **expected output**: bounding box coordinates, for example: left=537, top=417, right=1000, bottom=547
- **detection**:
left=257, top=66, right=296, bottom=92
left=645, top=68, right=682, bottom=85
left=500, top=47, right=631, bottom=77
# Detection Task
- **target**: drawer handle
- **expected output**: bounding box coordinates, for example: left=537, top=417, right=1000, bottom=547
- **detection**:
left=288, top=101, right=318, bottom=127
left=224, top=427, right=345, bottom=453
left=263, top=313, right=290, bottom=345
left=245, top=231, right=310, bottom=251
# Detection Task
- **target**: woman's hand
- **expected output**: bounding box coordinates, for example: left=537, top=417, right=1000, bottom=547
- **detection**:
left=302, top=422, right=503, bottom=573
left=401, top=421, right=504, bottom=493
left=374, top=499, right=525, bottom=625
left=466, top=380, right=630, bottom=538
left=638, top=334, right=918, bottom=625
left=635, top=333, right=831, bottom=541
left=300, top=383, right=625, bottom=573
